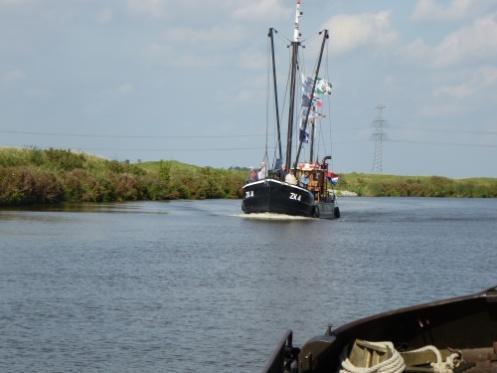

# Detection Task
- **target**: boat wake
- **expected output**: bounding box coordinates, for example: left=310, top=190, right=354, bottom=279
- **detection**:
left=235, top=213, right=315, bottom=221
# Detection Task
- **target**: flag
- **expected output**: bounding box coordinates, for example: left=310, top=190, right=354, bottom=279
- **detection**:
left=314, top=98, right=323, bottom=109
left=315, top=78, right=332, bottom=95
left=326, top=171, right=339, bottom=185
left=302, top=74, right=332, bottom=96
left=299, top=128, right=309, bottom=143
left=301, top=75, right=313, bottom=95
left=301, top=94, right=312, bottom=108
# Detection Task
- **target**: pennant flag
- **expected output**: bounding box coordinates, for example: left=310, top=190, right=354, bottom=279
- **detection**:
left=301, top=75, right=313, bottom=95
left=301, top=94, right=312, bottom=108
left=315, top=78, right=332, bottom=95
left=299, top=128, right=309, bottom=143
left=301, top=74, right=332, bottom=96
left=314, top=97, right=323, bottom=109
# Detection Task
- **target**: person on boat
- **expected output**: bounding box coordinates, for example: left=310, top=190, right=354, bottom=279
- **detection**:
left=248, top=168, right=258, bottom=182
left=257, top=161, right=267, bottom=180
left=285, top=170, right=297, bottom=185
left=276, top=164, right=288, bottom=180
left=299, top=171, right=310, bottom=188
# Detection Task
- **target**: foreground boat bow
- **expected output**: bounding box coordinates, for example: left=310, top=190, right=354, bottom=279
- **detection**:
left=263, top=286, right=497, bottom=372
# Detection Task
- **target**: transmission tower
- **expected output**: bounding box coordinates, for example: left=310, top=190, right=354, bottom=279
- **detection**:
left=371, top=105, right=387, bottom=173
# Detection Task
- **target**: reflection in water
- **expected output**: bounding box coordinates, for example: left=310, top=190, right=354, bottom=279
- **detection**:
left=0, top=198, right=497, bottom=372
left=0, top=201, right=170, bottom=214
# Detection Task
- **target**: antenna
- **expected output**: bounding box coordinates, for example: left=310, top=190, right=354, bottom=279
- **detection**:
left=371, top=105, right=387, bottom=173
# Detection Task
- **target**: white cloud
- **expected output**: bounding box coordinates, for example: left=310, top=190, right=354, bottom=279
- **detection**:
left=412, top=0, right=497, bottom=22
left=0, top=0, right=35, bottom=6
left=238, top=49, right=266, bottom=70
left=146, top=25, right=250, bottom=68
left=434, top=67, right=497, bottom=98
left=127, top=0, right=290, bottom=22
left=160, top=26, right=246, bottom=48
left=402, top=13, right=497, bottom=67
left=96, top=8, right=113, bottom=24
left=146, top=43, right=224, bottom=68
left=127, top=0, right=168, bottom=18
left=232, top=0, right=289, bottom=21
left=435, top=14, right=497, bottom=66
left=116, top=83, right=135, bottom=95
left=216, top=74, right=266, bottom=103
left=321, top=11, right=398, bottom=55
left=1, top=68, right=26, bottom=82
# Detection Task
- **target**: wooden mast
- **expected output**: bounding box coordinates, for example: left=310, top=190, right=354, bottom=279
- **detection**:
left=284, top=0, right=302, bottom=171
left=293, top=29, right=329, bottom=169
left=268, top=27, right=282, bottom=164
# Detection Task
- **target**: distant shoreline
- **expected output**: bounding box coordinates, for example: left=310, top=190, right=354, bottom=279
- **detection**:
left=1, top=147, right=496, bottom=207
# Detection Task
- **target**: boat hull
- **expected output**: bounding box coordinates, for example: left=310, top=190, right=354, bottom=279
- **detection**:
left=241, top=179, right=338, bottom=219
left=263, top=286, right=497, bottom=373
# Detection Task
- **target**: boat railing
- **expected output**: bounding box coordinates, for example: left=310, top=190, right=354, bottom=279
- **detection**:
left=261, top=330, right=298, bottom=373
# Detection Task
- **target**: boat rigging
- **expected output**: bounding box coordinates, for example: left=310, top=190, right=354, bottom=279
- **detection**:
left=241, top=0, right=340, bottom=219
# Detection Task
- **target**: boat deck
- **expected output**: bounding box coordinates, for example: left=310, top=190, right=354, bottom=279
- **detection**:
left=451, top=348, right=497, bottom=373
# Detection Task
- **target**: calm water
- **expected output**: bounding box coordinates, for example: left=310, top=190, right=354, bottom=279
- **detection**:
left=1, top=198, right=497, bottom=372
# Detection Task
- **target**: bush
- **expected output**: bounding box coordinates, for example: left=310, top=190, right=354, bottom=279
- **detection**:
left=0, top=167, right=63, bottom=205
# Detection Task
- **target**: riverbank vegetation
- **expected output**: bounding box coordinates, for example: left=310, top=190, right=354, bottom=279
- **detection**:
left=0, top=148, right=245, bottom=206
left=1, top=147, right=496, bottom=206
left=338, top=173, right=497, bottom=198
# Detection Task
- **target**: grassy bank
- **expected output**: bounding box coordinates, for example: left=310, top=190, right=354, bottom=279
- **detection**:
left=0, top=148, right=246, bottom=206
left=1, top=147, right=496, bottom=206
left=338, top=173, right=497, bottom=198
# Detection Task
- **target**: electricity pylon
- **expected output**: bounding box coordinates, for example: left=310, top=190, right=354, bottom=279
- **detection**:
left=371, top=105, right=387, bottom=173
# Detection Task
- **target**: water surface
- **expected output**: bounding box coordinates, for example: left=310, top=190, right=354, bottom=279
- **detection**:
left=1, top=198, right=496, bottom=372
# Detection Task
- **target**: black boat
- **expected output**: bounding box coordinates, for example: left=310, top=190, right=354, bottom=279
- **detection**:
left=263, top=285, right=497, bottom=373
left=242, top=161, right=339, bottom=219
left=241, top=0, right=340, bottom=220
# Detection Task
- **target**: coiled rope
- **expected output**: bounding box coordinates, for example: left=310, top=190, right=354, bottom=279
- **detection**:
left=340, top=341, right=462, bottom=373
left=406, top=345, right=462, bottom=373
left=339, top=341, right=405, bottom=373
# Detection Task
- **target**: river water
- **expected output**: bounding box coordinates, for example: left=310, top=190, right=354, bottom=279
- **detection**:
left=1, top=198, right=496, bottom=372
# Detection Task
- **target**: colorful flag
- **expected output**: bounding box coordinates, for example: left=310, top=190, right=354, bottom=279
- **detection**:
left=301, top=94, right=312, bottom=108
left=326, top=171, right=339, bottom=185
left=301, top=74, right=332, bottom=96
left=315, top=78, right=332, bottom=95
left=299, top=127, right=309, bottom=143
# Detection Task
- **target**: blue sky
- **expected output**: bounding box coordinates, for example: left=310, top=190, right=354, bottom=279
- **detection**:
left=1, top=0, right=496, bottom=177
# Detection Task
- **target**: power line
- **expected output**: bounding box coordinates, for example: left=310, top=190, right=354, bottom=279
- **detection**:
left=389, top=127, right=497, bottom=135
left=0, top=129, right=268, bottom=139
left=331, top=127, right=497, bottom=135
left=11, top=145, right=275, bottom=152
left=386, top=139, right=497, bottom=149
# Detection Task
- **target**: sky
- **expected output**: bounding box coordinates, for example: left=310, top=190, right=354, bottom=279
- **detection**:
left=1, top=0, right=497, bottom=178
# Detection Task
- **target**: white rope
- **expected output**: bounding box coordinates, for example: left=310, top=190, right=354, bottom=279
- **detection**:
left=340, top=342, right=462, bottom=373
left=407, top=345, right=461, bottom=373
left=339, top=341, right=405, bottom=373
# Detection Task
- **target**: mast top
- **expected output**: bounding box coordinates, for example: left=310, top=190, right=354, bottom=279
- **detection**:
left=293, top=0, right=302, bottom=43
